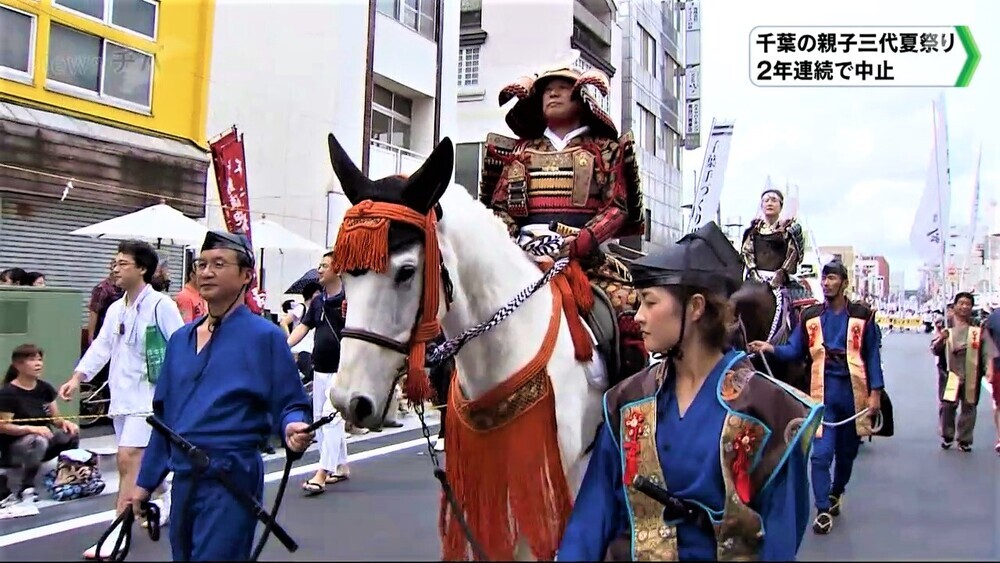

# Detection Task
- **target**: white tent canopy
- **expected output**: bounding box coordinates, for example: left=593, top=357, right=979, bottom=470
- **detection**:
left=69, top=203, right=208, bottom=246
left=251, top=218, right=323, bottom=251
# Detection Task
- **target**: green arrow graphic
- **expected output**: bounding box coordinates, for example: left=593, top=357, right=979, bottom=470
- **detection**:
left=955, top=26, right=980, bottom=87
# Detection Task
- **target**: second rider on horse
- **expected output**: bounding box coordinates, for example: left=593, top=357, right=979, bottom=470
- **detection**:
left=741, top=188, right=811, bottom=302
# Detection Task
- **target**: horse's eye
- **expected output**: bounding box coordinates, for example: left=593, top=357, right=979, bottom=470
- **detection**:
left=395, top=265, right=416, bottom=284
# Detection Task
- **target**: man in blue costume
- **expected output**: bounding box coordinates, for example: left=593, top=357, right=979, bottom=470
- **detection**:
left=750, top=260, right=884, bottom=535
left=558, top=222, right=823, bottom=561
left=130, top=230, right=313, bottom=560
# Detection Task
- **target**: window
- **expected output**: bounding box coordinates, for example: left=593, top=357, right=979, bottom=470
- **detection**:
left=47, top=23, right=154, bottom=109
left=460, top=9, right=481, bottom=29
left=54, top=0, right=159, bottom=40
left=639, top=24, right=656, bottom=77
left=664, top=126, right=677, bottom=167
left=639, top=107, right=656, bottom=154
left=371, top=84, right=413, bottom=149
left=377, top=0, right=436, bottom=41
left=0, top=6, right=35, bottom=80
left=458, top=46, right=479, bottom=87
left=455, top=143, right=481, bottom=198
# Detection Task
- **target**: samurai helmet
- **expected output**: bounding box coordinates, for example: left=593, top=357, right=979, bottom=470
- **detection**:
left=498, top=53, right=618, bottom=140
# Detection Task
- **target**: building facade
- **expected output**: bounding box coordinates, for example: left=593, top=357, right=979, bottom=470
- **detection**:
left=855, top=254, right=890, bottom=300
left=202, top=0, right=460, bottom=309
left=452, top=0, right=623, bottom=202
left=0, top=0, right=212, bottom=310
left=618, top=0, right=686, bottom=249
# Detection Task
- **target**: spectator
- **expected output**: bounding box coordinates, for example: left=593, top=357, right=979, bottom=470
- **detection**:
left=174, top=258, right=206, bottom=323
left=281, top=282, right=321, bottom=382
left=23, top=272, right=45, bottom=287
left=0, top=344, right=80, bottom=507
left=88, top=260, right=124, bottom=345
left=1, top=268, right=28, bottom=286
left=150, top=257, right=171, bottom=293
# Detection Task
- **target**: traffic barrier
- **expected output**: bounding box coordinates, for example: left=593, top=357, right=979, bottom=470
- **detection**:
left=875, top=315, right=925, bottom=331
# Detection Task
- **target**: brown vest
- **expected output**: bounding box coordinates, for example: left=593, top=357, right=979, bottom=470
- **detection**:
left=602, top=353, right=823, bottom=561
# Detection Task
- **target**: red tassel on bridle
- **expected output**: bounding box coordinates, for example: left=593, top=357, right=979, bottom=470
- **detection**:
left=331, top=199, right=442, bottom=403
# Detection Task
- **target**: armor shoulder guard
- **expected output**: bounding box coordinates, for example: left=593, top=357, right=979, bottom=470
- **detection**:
left=786, top=220, right=806, bottom=249
left=801, top=303, right=824, bottom=322
left=847, top=302, right=873, bottom=320
left=616, top=130, right=644, bottom=228
left=479, top=133, right=519, bottom=207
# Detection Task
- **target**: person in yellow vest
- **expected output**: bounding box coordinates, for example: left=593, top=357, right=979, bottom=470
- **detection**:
left=749, top=260, right=883, bottom=536
left=930, top=291, right=995, bottom=453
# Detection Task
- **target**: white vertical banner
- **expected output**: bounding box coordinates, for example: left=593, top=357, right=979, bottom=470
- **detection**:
left=910, top=145, right=945, bottom=266
left=965, top=145, right=983, bottom=261
left=689, top=119, right=736, bottom=230
left=934, top=93, right=952, bottom=248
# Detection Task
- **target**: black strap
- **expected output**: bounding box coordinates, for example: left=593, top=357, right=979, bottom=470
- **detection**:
left=93, top=501, right=160, bottom=561
left=145, top=416, right=300, bottom=558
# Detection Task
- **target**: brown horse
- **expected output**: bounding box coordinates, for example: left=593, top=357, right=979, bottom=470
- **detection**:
left=730, top=278, right=811, bottom=394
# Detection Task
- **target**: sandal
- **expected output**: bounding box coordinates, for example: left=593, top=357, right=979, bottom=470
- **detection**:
left=326, top=474, right=349, bottom=485
left=301, top=480, right=325, bottom=496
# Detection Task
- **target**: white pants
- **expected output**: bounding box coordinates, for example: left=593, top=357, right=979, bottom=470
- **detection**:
left=113, top=415, right=152, bottom=448
left=313, top=371, right=348, bottom=472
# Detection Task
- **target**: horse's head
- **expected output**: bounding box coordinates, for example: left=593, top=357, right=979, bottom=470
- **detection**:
left=729, top=278, right=776, bottom=346
left=325, top=133, right=454, bottom=428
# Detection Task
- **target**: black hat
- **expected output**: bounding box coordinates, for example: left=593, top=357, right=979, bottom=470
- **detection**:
left=821, top=260, right=849, bottom=280
left=201, top=230, right=255, bottom=268
left=629, top=222, right=743, bottom=296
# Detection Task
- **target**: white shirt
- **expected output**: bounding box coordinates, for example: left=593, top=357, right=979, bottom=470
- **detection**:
left=544, top=125, right=590, bottom=151
left=75, top=284, right=185, bottom=417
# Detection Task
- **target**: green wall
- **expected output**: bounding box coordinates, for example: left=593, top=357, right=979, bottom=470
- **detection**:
left=0, top=286, right=85, bottom=420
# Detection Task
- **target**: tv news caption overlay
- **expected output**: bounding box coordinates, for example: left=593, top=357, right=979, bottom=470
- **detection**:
left=749, top=26, right=980, bottom=87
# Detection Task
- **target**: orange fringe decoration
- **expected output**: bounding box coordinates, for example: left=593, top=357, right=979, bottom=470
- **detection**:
left=329, top=199, right=441, bottom=403
left=440, top=289, right=573, bottom=561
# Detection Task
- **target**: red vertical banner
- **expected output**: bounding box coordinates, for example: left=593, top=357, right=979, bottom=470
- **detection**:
left=209, top=126, right=266, bottom=314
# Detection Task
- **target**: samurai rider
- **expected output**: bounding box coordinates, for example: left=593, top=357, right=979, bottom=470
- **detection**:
left=740, top=188, right=811, bottom=304
left=131, top=231, right=313, bottom=560
left=479, top=60, right=647, bottom=381
left=749, top=260, right=884, bottom=536
left=559, top=221, right=823, bottom=561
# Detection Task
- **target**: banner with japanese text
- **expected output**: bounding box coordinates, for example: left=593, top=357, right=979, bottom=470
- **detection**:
left=689, top=119, right=735, bottom=231
left=209, top=126, right=266, bottom=314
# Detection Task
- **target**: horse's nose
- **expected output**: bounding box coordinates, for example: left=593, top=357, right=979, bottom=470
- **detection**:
left=349, top=395, right=375, bottom=424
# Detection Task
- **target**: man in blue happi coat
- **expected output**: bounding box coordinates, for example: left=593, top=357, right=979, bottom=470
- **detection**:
left=750, top=260, right=884, bottom=535
left=131, top=230, right=313, bottom=560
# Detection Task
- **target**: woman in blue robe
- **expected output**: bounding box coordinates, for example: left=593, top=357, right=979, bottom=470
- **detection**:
left=558, top=222, right=824, bottom=561
left=131, top=231, right=313, bottom=561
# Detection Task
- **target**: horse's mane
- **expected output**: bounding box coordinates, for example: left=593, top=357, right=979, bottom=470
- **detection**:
left=436, top=184, right=541, bottom=311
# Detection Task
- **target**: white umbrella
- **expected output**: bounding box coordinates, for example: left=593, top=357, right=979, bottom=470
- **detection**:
left=251, top=218, right=324, bottom=251
left=69, top=203, right=208, bottom=247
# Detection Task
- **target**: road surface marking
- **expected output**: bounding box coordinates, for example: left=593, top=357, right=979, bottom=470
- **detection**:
left=0, top=438, right=428, bottom=548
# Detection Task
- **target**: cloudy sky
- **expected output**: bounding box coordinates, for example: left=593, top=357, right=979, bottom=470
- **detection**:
left=683, top=0, right=998, bottom=290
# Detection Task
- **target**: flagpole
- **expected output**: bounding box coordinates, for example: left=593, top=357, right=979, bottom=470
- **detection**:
left=932, top=98, right=953, bottom=373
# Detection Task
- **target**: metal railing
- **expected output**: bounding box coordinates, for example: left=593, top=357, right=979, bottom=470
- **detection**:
left=369, top=139, right=426, bottom=179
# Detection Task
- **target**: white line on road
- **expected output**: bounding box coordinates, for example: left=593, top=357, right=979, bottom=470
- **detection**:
left=0, top=438, right=429, bottom=548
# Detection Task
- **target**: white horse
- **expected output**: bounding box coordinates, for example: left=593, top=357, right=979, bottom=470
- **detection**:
left=325, top=135, right=605, bottom=560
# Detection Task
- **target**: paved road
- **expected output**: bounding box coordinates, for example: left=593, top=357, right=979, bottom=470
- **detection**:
left=1, top=332, right=997, bottom=561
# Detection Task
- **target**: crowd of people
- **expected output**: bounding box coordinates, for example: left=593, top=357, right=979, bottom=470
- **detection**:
left=1, top=268, right=46, bottom=287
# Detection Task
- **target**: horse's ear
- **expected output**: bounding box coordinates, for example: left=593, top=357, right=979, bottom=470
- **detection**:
left=328, top=133, right=366, bottom=205
left=401, top=138, right=454, bottom=215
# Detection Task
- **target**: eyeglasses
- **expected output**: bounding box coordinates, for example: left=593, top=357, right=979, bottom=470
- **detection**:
left=194, top=259, right=240, bottom=272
